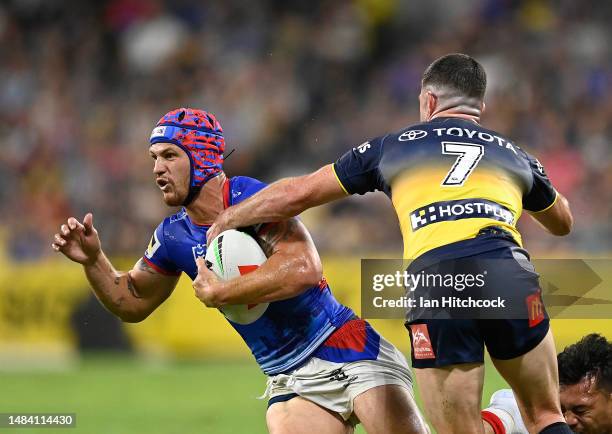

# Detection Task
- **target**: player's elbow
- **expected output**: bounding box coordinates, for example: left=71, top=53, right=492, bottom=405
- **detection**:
left=117, top=308, right=150, bottom=323
left=551, top=215, right=573, bottom=236
left=119, top=312, right=149, bottom=323
left=290, top=255, right=323, bottom=294
left=550, top=200, right=574, bottom=236
left=110, top=299, right=151, bottom=323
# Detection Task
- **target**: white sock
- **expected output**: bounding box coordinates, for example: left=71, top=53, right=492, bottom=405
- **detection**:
left=483, top=407, right=515, bottom=432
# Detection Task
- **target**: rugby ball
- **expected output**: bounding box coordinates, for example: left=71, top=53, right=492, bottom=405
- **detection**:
left=205, top=229, right=269, bottom=324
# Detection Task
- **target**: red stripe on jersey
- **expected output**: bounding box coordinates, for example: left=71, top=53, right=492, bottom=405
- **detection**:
left=142, top=256, right=181, bottom=276
left=318, top=278, right=328, bottom=291
left=323, top=319, right=367, bottom=352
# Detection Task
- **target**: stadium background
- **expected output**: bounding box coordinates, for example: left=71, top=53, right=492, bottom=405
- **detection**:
left=0, top=0, right=610, bottom=433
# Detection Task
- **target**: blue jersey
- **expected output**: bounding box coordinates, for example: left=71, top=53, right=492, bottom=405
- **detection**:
left=142, top=175, right=357, bottom=375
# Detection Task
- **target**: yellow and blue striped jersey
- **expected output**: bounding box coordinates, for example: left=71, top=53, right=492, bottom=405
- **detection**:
left=333, top=117, right=557, bottom=260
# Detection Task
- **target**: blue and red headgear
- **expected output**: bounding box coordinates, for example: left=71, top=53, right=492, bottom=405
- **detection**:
left=150, top=108, right=225, bottom=205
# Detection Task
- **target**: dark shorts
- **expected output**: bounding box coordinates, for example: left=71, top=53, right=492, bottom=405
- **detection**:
left=405, top=243, right=550, bottom=368
left=406, top=317, right=549, bottom=368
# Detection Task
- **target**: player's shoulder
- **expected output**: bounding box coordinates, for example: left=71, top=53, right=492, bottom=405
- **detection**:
left=383, top=118, right=508, bottom=141
left=377, top=121, right=434, bottom=146
left=228, top=176, right=268, bottom=205
left=230, top=175, right=267, bottom=190
left=161, top=208, right=188, bottom=227
left=144, top=209, right=188, bottom=261
left=391, top=118, right=527, bottom=156
left=154, top=208, right=190, bottom=239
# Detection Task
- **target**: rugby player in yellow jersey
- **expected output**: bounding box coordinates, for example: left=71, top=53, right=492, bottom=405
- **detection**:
left=206, top=54, right=574, bottom=434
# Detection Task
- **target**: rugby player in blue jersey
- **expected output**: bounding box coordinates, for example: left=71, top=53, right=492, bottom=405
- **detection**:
left=52, top=108, right=429, bottom=434
left=207, top=54, right=575, bottom=434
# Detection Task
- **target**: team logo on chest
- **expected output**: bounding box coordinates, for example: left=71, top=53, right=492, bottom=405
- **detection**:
left=192, top=243, right=206, bottom=261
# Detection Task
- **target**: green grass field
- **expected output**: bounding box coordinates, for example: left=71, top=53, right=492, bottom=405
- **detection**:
left=0, top=354, right=510, bottom=434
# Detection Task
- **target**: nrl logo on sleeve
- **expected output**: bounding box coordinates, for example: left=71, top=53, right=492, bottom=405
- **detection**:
left=150, top=126, right=167, bottom=139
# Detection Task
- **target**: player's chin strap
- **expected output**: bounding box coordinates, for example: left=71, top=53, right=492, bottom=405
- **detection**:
left=182, top=149, right=235, bottom=206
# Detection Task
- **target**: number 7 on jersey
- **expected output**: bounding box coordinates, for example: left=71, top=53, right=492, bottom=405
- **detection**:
left=441, top=141, right=484, bottom=186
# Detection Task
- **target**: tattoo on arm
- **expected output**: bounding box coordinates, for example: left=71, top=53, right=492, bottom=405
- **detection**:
left=257, top=218, right=299, bottom=256
left=127, top=273, right=142, bottom=298
left=126, top=258, right=157, bottom=298
left=112, top=268, right=143, bottom=298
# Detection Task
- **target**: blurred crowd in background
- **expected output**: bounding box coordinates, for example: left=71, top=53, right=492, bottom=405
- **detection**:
left=1, top=0, right=610, bottom=262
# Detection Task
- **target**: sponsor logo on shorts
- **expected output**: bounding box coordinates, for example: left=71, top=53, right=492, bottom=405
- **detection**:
left=410, top=198, right=514, bottom=231
left=327, top=368, right=358, bottom=388
left=526, top=289, right=545, bottom=327
left=410, top=324, right=436, bottom=359
left=399, top=130, right=428, bottom=141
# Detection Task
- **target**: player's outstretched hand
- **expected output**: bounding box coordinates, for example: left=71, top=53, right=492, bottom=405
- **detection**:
left=51, top=213, right=102, bottom=266
left=193, top=257, right=222, bottom=308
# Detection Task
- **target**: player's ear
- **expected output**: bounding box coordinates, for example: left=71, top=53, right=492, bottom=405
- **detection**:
left=480, top=101, right=486, bottom=114
left=427, top=91, right=438, bottom=121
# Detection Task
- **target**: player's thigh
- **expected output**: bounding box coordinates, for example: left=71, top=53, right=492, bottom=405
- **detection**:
left=414, top=363, right=486, bottom=434
left=405, top=319, right=486, bottom=432
left=491, top=328, right=564, bottom=432
left=266, top=396, right=352, bottom=434
left=353, top=384, right=430, bottom=434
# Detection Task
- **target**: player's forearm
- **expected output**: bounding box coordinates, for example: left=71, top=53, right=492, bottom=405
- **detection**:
left=528, top=192, right=573, bottom=236
left=215, top=253, right=321, bottom=305
left=224, top=177, right=308, bottom=228
left=82, top=251, right=143, bottom=322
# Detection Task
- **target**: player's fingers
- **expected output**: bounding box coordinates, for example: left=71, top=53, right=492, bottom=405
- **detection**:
left=196, top=257, right=206, bottom=272
left=198, top=260, right=217, bottom=279
left=67, top=217, right=84, bottom=231
left=83, top=213, right=94, bottom=233
left=51, top=243, right=61, bottom=252
left=192, top=276, right=205, bottom=294
left=205, top=225, right=217, bottom=246
left=61, top=224, right=70, bottom=236
left=54, top=233, right=67, bottom=246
